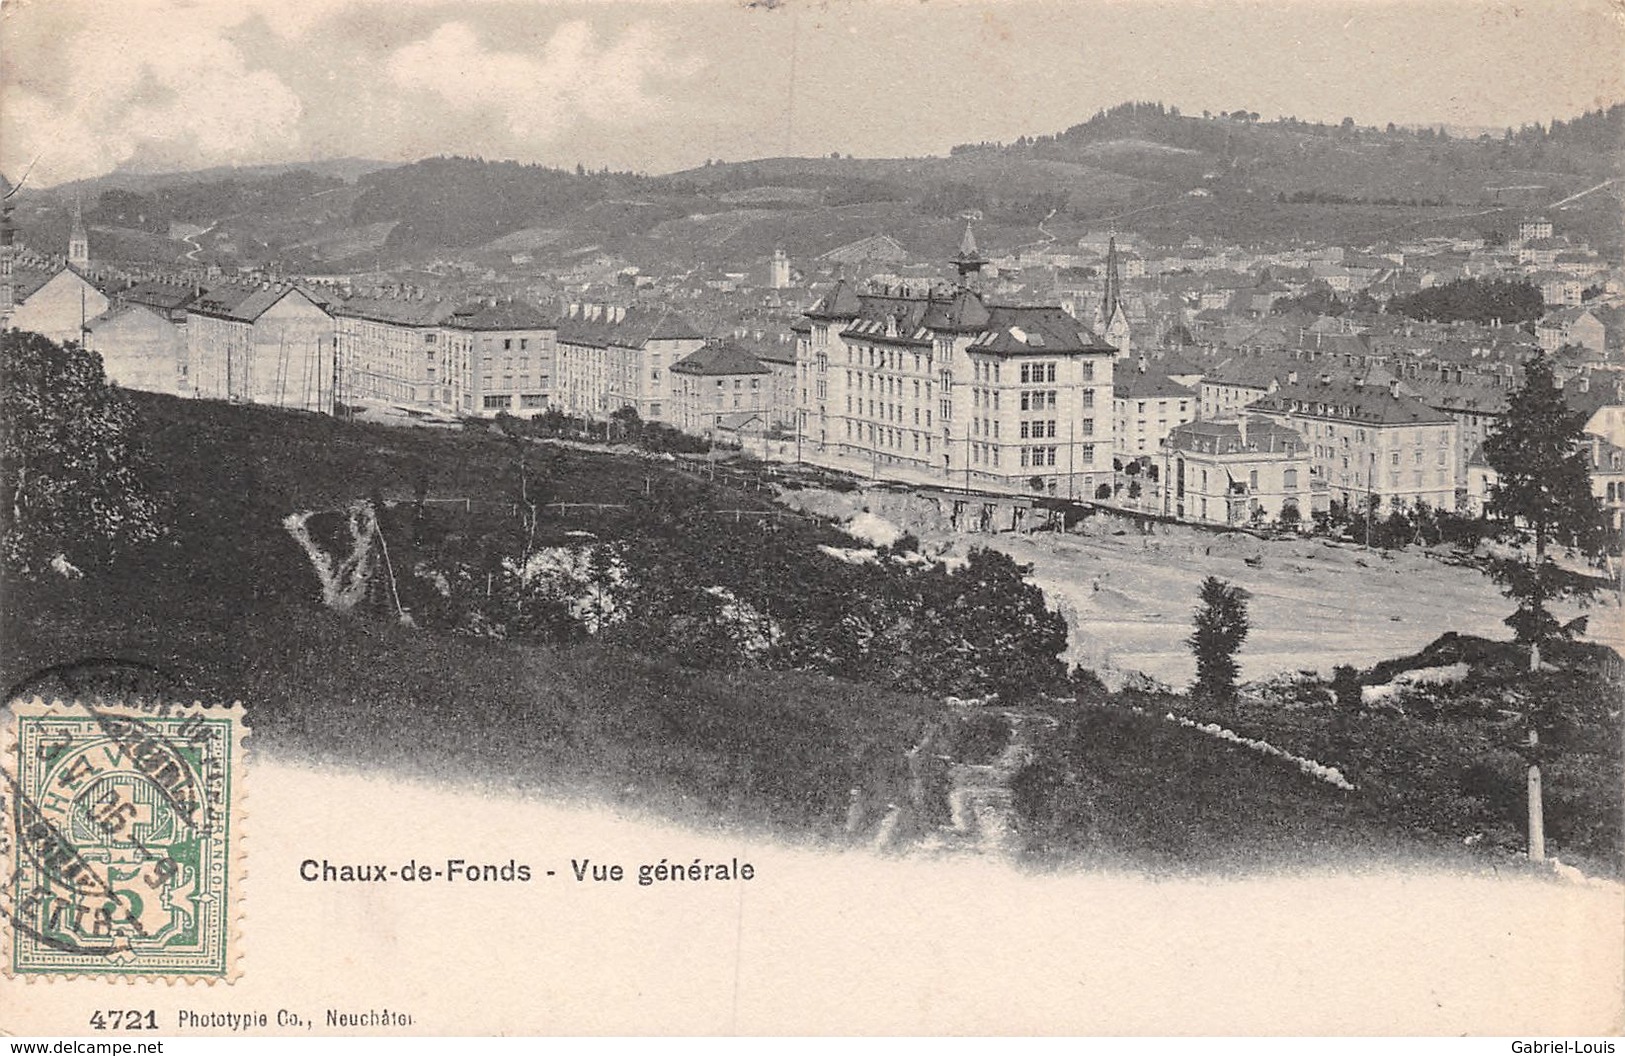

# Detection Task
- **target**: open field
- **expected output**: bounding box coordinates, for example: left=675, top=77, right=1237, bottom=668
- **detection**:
left=782, top=486, right=1615, bottom=688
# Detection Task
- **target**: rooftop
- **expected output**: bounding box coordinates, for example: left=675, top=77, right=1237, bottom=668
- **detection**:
left=671, top=340, right=770, bottom=376
left=1253, top=376, right=1456, bottom=426
left=1165, top=416, right=1307, bottom=456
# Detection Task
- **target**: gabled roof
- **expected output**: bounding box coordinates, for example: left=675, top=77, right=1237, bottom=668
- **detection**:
left=8, top=267, right=56, bottom=303
left=672, top=340, right=770, bottom=376
left=336, top=296, right=460, bottom=327
left=1401, top=375, right=1511, bottom=416
left=717, top=410, right=767, bottom=431
left=806, top=279, right=864, bottom=320
left=1114, top=371, right=1197, bottom=401
left=1585, top=433, right=1625, bottom=474
left=11, top=262, right=113, bottom=304
left=448, top=300, right=554, bottom=332
left=83, top=302, right=176, bottom=334
left=1204, top=354, right=1288, bottom=389
left=1563, top=376, right=1625, bottom=418
left=188, top=283, right=330, bottom=323
left=121, top=280, right=205, bottom=313
left=554, top=305, right=702, bottom=347
left=1253, top=376, right=1456, bottom=426
left=967, top=305, right=1116, bottom=356
left=621, top=305, right=704, bottom=344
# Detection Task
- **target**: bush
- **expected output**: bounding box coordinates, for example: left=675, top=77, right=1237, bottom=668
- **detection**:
left=0, top=331, right=164, bottom=573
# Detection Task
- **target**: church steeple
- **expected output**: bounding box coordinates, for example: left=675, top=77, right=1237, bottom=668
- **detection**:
left=951, top=221, right=987, bottom=283
left=68, top=197, right=89, bottom=269
left=1100, top=236, right=1131, bottom=358
left=1101, top=237, right=1122, bottom=322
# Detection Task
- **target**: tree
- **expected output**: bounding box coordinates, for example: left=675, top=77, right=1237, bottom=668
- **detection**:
left=1188, top=577, right=1250, bottom=703
left=1480, top=355, right=1607, bottom=651
left=1, top=331, right=164, bottom=574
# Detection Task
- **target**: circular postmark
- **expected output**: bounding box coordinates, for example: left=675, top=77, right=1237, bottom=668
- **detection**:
left=5, top=657, right=186, bottom=710
left=2, top=696, right=243, bottom=977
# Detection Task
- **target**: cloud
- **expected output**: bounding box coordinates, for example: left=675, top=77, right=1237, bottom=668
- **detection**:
left=387, top=18, right=698, bottom=143
left=1, top=5, right=303, bottom=184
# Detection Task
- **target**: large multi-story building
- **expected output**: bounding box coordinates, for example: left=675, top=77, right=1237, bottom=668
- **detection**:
left=332, top=295, right=460, bottom=409
left=1113, top=368, right=1197, bottom=459
left=554, top=304, right=705, bottom=423
left=1247, top=373, right=1460, bottom=512
left=669, top=339, right=773, bottom=437
left=185, top=284, right=336, bottom=413
left=798, top=253, right=1119, bottom=496
left=1161, top=415, right=1313, bottom=525
left=445, top=300, right=557, bottom=416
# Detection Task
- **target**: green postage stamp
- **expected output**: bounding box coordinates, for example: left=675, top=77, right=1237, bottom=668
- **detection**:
left=3, top=699, right=247, bottom=980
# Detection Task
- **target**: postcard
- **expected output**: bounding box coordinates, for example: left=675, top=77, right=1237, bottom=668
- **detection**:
left=1, top=0, right=1622, bottom=1037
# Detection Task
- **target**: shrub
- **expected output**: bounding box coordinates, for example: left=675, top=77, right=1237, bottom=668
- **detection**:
left=0, top=330, right=164, bottom=573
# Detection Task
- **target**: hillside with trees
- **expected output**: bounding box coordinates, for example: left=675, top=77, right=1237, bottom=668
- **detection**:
left=13, top=100, right=1622, bottom=274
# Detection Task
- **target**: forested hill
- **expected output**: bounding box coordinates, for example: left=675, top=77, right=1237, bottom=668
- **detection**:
left=16, top=102, right=1623, bottom=271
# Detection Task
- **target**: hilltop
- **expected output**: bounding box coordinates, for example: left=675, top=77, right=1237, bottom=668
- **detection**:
left=11, top=102, right=1621, bottom=274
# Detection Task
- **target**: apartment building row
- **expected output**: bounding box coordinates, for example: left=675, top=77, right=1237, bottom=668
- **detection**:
left=179, top=284, right=791, bottom=439
left=787, top=251, right=1477, bottom=526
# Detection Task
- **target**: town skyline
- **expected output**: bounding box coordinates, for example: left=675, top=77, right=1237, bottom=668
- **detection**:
left=4, top=0, right=1625, bottom=188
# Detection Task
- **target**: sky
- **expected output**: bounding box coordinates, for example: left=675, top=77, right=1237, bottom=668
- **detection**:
left=2, top=0, right=1623, bottom=187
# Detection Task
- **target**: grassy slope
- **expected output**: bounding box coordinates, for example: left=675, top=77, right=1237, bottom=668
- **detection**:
left=2, top=391, right=1609, bottom=871
left=0, top=393, right=939, bottom=839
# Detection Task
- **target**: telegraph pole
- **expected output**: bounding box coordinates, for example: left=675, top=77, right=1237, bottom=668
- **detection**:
left=1526, top=726, right=1545, bottom=861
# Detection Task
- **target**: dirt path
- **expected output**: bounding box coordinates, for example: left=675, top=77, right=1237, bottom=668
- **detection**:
left=873, top=710, right=1057, bottom=859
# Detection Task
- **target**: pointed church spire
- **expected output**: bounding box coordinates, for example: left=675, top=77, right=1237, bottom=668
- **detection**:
left=1102, top=236, right=1122, bottom=323
left=1100, top=236, right=1131, bottom=359
left=952, top=220, right=987, bottom=283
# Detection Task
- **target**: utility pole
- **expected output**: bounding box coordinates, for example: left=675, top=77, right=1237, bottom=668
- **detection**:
left=1527, top=726, right=1545, bottom=862
left=1068, top=415, right=1075, bottom=500
left=1365, top=449, right=1375, bottom=549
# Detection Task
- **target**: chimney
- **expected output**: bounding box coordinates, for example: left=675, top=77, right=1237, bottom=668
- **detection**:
left=1287, top=370, right=1298, bottom=385
left=1388, top=378, right=1401, bottom=398
left=1237, top=416, right=1248, bottom=446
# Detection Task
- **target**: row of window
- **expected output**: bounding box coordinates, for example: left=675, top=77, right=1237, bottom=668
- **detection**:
left=1130, top=400, right=1190, bottom=415
left=1304, top=421, right=1452, bottom=446
left=849, top=371, right=932, bottom=399
left=848, top=346, right=931, bottom=372
left=1332, top=469, right=1451, bottom=488
left=482, top=393, right=547, bottom=410
left=846, top=421, right=935, bottom=455
left=847, top=397, right=935, bottom=427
